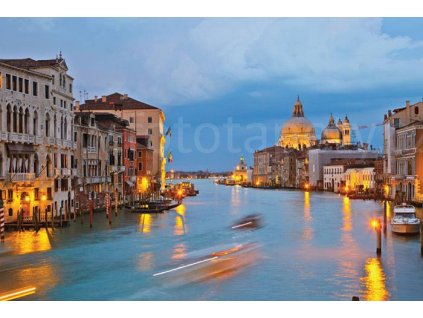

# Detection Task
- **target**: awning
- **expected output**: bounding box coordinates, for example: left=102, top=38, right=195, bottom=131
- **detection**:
left=125, top=180, right=135, bottom=187
left=6, top=143, right=35, bottom=154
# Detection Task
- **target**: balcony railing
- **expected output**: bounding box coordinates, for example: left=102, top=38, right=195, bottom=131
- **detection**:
left=61, top=168, right=71, bottom=176
left=7, top=132, right=35, bottom=144
left=7, top=172, right=36, bottom=182
left=87, top=146, right=97, bottom=153
left=0, top=132, right=8, bottom=141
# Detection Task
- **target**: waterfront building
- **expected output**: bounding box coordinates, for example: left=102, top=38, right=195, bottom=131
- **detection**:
left=0, top=56, right=75, bottom=223
left=136, top=135, right=154, bottom=194
left=92, top=113, right=136, bottom=203
left=295, top=153, right=309, bottom=188
left=278, top=97, right=317, bottom=150
left=321, top=114, right=352, bottom=146
left=344, top=166, right=376, bottom=192
left=79, top=93, right=166, bottom=190
left=74, top=112, right=123, bottom=211
left=253, top=146, right=298, bottom=187
left=232, top=155, right=248, bottom=183
left=383, top=100, right=423, bottom=203
left=308, top=148, right=379, bottom=190
left=323, top=164, right=345, bottom=192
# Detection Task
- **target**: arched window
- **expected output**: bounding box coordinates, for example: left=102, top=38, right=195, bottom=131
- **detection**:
left=45, top=113, right=50, bottom=137
left=33, top=153, right=39, bottom=176
left=13, top=106, right=18, bottom=132
left=46, top=155, right=52, bottom=177
left=60, top=117, right=64, bottom=139
left=24, top=108, right=30, bottom=134
left=64, top=118, right=67, bottom=140
left=54, top=114, right=57, bottom=138
left=18, top=107, right=23, bottom=133
left=33, top=111, right=38, bottom=135
left=7, top=104, right=12, bottom=132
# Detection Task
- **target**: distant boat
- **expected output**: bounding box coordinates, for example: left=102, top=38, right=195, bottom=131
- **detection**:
left=391, top=203, right=421, bottom=235
left=231, top=214, right=263, bottom=230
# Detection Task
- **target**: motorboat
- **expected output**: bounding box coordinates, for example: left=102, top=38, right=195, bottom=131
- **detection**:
left=231, top=214, right=263, bottom=230
left=391, top=203, right=421, bottom=235
left=153, top=242, right=260, bottom=286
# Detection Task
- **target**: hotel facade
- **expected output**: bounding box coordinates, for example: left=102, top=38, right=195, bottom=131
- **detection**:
left=0, top=57, right=75, bottom=223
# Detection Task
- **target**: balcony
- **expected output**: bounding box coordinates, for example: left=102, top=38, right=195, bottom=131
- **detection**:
left=61, top=168, right=71, bottom=177
left=72, top=168, right=78, bottom=176
left=0, top=132, right=8, bottom=141
left=62, top=140, right=74, bottom=149
left=7, top=172, right=35, bottom=182
left=8, top=132, right=35, bottom=144
left=87, top=146, right=97, bottom=153
left=54, top=168, right=61, bottom=178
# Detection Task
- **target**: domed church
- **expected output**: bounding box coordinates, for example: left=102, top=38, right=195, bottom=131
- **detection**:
left=278, top=97, right=317, bottom=150
left=321, top=114, right=351, bottom=145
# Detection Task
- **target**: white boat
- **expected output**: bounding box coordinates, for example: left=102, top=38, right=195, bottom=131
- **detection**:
left=391, top=203, right=421, bottom=235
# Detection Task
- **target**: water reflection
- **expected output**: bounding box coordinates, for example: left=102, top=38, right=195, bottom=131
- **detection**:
left=230, top=186, right=241, bottom=215
left=342, top=196, right=352, bottom=233
left=302, top=191, right=313, bottom=241
left=8, top=229, right=52, bottom=255
left=361, top=258, right=389, bottom=301
left=138, top=252, right=154, bottom=271
left=172, top=243, right=186, bottom=261
left=139, top=214, right=152, bottom=234
left=174, top=204, right=187, bottom=236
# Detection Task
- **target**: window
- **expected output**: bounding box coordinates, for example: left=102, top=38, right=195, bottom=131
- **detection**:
left=138, top=151, right=142, bottom=158
left=47, top=187, right=52, bottom=200
left=0, top=72, right=2, bottom=89
left=33, top=81, right=38, bottom=96
left=52, top=75, right=55, bottom=85
left=74, top=132, right=77, bottom=142
left=128, top=149, right=134, bottom=161
left=6, top=74, right=11, bottom=89
left=12, top=76, right=17, bottom=91
left=8, top=189, right=13, bottom=201
left=18, top=77, right=23, bottom=92
left=24, top=79, right=29, bottom=94
left=45, top=85, right=50, bottom=99
left=34, top=188, right=39, bottom=200
left=60, top=100, right=63, bottom=108
left=138, top=162, right=142, bottom=171
left=53, top=97, right=56, bottom=105
left=69, top=83, right=72, bottom=93
left=64, top=101, right=67, bottom=109
left=8, top=208, right=13, bottom=217
left=415, top=107, right=419, bottom=115
left=148, top=117, right=152, bottom=123
left=148, top=128, right=152, bottom=135
left=129, top=117, right=134, bottom=123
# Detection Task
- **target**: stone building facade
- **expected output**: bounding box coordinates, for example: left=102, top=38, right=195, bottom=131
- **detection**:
left=0, top=57, right=75, bottom=223
left=79, top=93, right=166, bottom=190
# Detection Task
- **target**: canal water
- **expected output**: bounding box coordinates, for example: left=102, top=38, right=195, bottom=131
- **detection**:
left=1, top=179, right=422, bottom=300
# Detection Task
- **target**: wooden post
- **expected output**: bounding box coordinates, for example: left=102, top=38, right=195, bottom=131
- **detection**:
left=0, top=199, right=5, bottom=243
left=107, top=193, right=112, bottom=226
left=383, top=200, right=387, bottom=234
left=420, top=222, right=423, bottom=257
left=376, top=221, right=382, bottom=256
left=115, top=189, right=118, bottom=217
left=89, top=199, right=93, bottom=228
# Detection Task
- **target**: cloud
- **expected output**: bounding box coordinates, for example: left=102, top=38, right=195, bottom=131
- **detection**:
left=115, top=18, right=423, bottom=106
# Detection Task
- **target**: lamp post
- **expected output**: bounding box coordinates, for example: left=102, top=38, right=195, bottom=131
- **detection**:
left=371, top=218, right=382, bottom=256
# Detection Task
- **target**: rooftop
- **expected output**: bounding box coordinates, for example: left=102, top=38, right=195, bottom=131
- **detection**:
left=80, top=93, right=160, bottom=111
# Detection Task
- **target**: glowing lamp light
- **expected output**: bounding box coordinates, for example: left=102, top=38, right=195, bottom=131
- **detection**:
left=24, top=196, right=30, bottom=202
left=177, top=189, right=183, bottom=196
left=371, top=218, right=381, bottom=231
left=41, top=194, right=47, bottom=201
left=304, top=183, right=310, bottom=190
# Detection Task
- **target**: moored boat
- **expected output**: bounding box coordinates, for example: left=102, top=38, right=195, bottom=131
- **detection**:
left=391, top=203, right=421, bottom=235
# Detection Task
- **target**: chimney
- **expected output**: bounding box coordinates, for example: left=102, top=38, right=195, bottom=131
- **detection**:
left=406, top=100, right=410, bottom=107
left=102, top=95, right=107, bottom=103
left=94, top=96, right=98, bottom=102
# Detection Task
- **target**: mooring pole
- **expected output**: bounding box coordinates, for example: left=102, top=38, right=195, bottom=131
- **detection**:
left=114, top=188, right=118, bottom=217
left=383, top=200, right=387, bottom=234
left=420, top=222, right=423, bottom=257
left=376, top=220, right=382, bottom=256
left=89, top=199, right=93, bottom=228
left=0, top=199, right=5, bottom=243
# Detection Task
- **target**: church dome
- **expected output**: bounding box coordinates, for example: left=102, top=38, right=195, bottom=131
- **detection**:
left=321, top=114, right=342, bottom=144
left=278, top=97, right=316, bottom=149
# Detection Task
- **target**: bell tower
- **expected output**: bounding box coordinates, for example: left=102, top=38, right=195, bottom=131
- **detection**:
left=342, top=115, right=351, bottom=145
